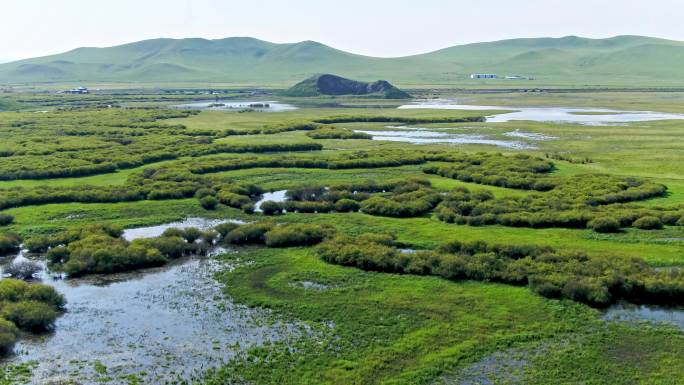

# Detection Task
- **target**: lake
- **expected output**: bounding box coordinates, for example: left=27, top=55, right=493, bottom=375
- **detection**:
left=173, top=100, right=298, bottom=112
left=398, top=101, right=684, bottom=125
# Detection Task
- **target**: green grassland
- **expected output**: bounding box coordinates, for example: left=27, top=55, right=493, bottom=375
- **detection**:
left=0, top=92, right=682, bottom=384
left=2, top=35, right=684, bottom=87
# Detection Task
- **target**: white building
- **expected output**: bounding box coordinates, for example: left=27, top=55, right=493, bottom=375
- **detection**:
left=470, top=74, right=497, bottom=79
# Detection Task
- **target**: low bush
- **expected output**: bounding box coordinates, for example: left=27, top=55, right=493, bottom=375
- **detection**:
left=264, top=224, right=334, bottom=247
left=0, top=214, right=13, bottom=226
left=1, top=301, right=57, bottom=332
left=199, top=196, right=219, bottom=210
left=633, top=216, right=663, bottom=230
left=334, top=199, right=360, bottom=212
left=223, top=222, right=275, bottom=245
left=306, top=128, right=372, bottom=140
left=0, top=318, right=18, bottom=355
left=317, top=236, right=684, bottom=308
left=214, top=222, right=241, bottom=237
left=0, top=279, right=64, bottom=353
left=220, top=222, right=333, bottom=247
left=588, top=217, right=621, bottom=233
left=260, top=201, right=284, bottom=216
left=0, top=233, right=21, bottom=255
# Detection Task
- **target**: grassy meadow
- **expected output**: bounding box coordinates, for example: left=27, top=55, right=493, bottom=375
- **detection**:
left=0, top=91, right=682, bottom=384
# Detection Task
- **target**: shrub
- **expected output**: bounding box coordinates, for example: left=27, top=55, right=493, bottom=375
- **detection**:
left=47, top=246, right=69, bottom=264
left=264, top=224, right=333, bottom=247
left=214, top=222, right=241, bottom=237
left=0, top=318, right=18, bottom=355
left=317, top=236, right=682, bottom=308
left=334, top=199, right=360, bottom=212
left=63, top=234, right=167, bottom=276
left=0, top=214, right=13, bottom=226
left=199, top=195, right=219, bottom=210
left=588, top=217, right=621, bottom=233
left=242, top=203, right=255, bottom=214
left=194, top=188, right=216, bottom=199
left=1, top=301, right=58, bottom=332
left=217, top=191, right=252, bottom=208
left=633, top=216, right=663, bottom=230
left=260, top=201, right=283, bottom=216
left=24, top=284, right=66, bottom=309
left=137, top=236, right=187, bottom=259
left=24, top=235, right=51, bottom=253
left=224, top=222, right=275, bottom=245
left=181, top=227, right=203, bottom=243
left=0, top=233, right=21, bottom=255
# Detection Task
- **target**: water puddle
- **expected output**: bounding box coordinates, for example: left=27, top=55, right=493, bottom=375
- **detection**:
left=503, top=129, right=556, bottom=141
left=173, top=100, right=298, bottom=112
left=289, top=280, right=330, bottom=291
left=603, top=302, right=684, bottom=330
left=0, top=220, right=306, bottom=384
left=254, top=190, right=288, bottom=213
left=434, top=348, right=528, bottom=385
left=398, top=101, right=684, bottom=125
left=122, top=217, right=245, bottom=241
left=354, top=129, right=533, bottom=149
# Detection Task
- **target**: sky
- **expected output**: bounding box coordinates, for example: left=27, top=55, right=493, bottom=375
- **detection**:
left=2, top=0, right=683, bottom=61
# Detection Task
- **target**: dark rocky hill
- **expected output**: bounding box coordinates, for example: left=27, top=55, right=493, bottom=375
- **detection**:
left=283, top=74, right=411, bottom=98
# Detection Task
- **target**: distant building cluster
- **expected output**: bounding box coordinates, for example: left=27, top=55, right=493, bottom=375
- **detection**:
left=60, top=86, right=89, bottom=94
left=470, top=74, right=534, bottom=80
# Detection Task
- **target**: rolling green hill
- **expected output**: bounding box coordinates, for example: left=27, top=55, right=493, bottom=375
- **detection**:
left=0, top=35, right=682, bottom=86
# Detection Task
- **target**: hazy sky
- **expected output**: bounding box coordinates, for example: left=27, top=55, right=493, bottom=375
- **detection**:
left=2, top=0, right=683, bottom=61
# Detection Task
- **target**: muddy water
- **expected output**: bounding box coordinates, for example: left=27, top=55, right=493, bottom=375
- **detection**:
left=355, top=129, right=535, bottom=149
left=603, top=302, right=684, bottom=330
left=122, top=217, right=245, bottom=241
left=254, top=190, right=288, bottom=213
left=0, top=220, right=306, bottom=384
left=398, top=101, right=684, bottom=125
left=173, top=100, right=298, bottom=112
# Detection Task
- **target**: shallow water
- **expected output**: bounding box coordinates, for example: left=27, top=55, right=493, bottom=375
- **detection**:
left=254, top=190, right=288, bottom=213
left=0, top=220, right=305, bottom=384
left=122, top=217, right=245, bottom=241
left=398, top=101, right=684, bottom=125
left=603, top=302, right=684, bottom=330
left=354, top=129, right=534, bottom=149
left=173, top=100, right=298, bottom=112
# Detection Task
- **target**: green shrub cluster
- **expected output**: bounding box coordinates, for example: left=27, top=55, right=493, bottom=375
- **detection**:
left=423, top=152, right=555, bottom=190
left=33, top=224, right=216, bottom=276
left=260, top=178, right=439, bottom=217
left=0, top=233, right=21, bottom=255
left=435, top=181, right=677, bottom=230
left=0, top=213, right=14, bottom=226
left=218, top=222, right=334, bottom=247
left=306, top=128, right=372, bottom=140
left=0, top=279, right=65, bottom=354
left=0, top=108, right=322, bottom=181
left=184, top=150, right=449, bottom=175
left=317, top=235, right=684, bottom=307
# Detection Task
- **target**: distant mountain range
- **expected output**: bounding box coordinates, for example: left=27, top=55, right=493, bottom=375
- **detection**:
left=1, top=35, right=683, bottom=86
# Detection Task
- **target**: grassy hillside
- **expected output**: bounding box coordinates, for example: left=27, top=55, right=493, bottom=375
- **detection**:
left=1, top=35, right=683, bottom=86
